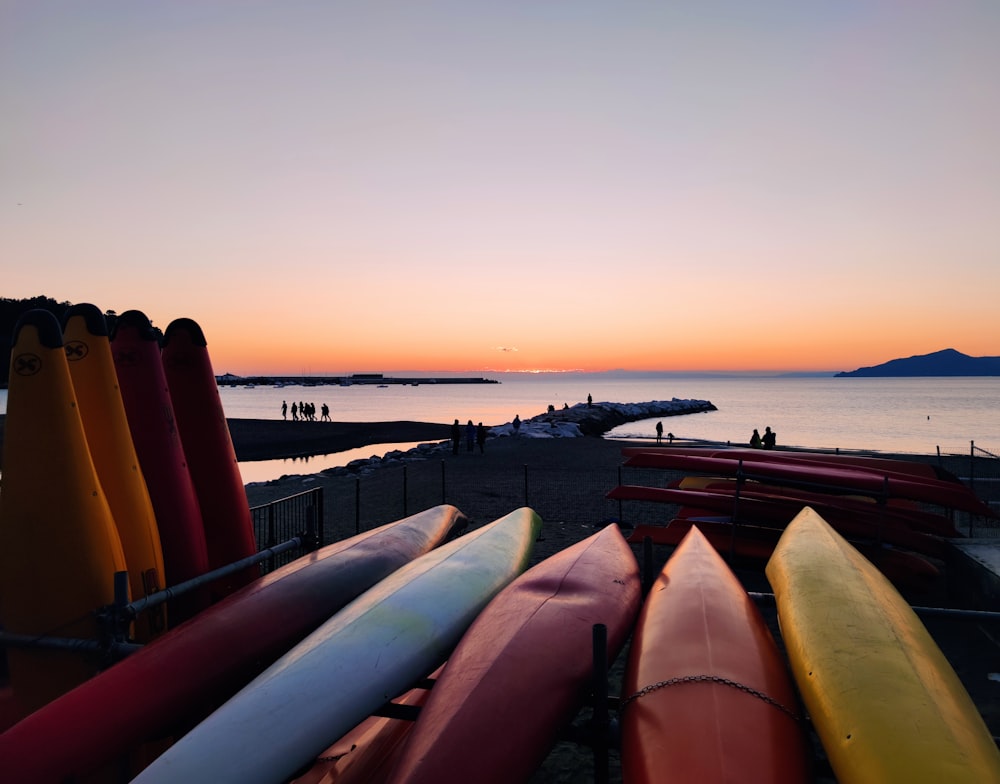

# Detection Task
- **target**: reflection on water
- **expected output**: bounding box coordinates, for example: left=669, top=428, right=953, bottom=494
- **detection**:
left=238, top=441, right=430, bottom=485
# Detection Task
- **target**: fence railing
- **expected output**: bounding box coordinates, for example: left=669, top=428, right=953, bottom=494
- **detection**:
left=250, top=488, right=324, bottom=573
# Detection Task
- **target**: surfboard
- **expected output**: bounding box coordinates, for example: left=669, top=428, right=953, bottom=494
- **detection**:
left=0, top=505, right=466, bottom=784
left=0, top=309, right=128, bottom=720
left=130, top=508, right=541, bottom=784
left=620, top=526, right=812, bottom=784
left=387, top=523, right=642, bottom=784
left=111, top=309, right=211, bottom=625
left=766, top=507, right=1000, bottom=783
left=63, top=303, right=167, bottom=641
left=160, top=317, right=258, bottom=599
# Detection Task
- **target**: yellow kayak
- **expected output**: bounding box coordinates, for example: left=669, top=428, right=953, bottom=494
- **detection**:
left=766, top=507, right=1000, bottom=783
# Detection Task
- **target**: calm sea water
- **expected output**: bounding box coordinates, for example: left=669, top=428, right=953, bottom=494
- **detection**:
left=3, top=374, right=998, bottom=484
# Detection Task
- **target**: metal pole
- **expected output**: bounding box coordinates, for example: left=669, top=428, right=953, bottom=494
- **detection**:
left=591, top=623, right=609, bottom=784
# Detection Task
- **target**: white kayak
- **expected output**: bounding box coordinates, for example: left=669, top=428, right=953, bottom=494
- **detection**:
left=130, top=507, right=541, bottom=784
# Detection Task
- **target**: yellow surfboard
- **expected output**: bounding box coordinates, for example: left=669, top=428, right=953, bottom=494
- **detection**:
left=766, top=507, right=1000, bottom=783
left=0, top=310, right=128, bottom=719
left=63, top=304, right=167, bottom=641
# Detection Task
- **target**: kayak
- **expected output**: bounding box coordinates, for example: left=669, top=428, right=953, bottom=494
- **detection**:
left=608, top=484, right=953, bottom=556
left=0, top=506, right=465, bottom=784
left=620, top=526, right=812, bottom=783
left=63, top=303, right=167, bottom=641
left=0, top=310, right=127, bottom=719
left=766, top=507, right=1000, bottom=783
left=111, top=309, right=211, bottom=625
left=290, top=667, right=443, bottom=784
left=623, top=451, right=994, bottom=517
left=131, top=508, right=541, bottom=784
left=387, top=523, right=642, bottom=783
left=160, top=317, right=258, bottom=599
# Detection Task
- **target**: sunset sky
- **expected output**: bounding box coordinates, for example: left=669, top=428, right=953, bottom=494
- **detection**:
left=2, top=2, right=998, bottom=375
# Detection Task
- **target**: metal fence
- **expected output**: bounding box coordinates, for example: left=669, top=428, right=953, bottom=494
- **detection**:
left=250, top=487, right=324, bottom=573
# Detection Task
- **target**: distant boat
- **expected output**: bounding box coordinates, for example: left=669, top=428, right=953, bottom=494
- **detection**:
left=377, top=384, right=389, bottom=388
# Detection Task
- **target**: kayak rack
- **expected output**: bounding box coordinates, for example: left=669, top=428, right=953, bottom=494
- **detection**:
left=0, top=532, right=311, bottom=660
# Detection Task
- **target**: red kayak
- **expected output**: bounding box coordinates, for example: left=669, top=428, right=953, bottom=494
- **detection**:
left=0, top=506, right=464, bottom=784
left=620, top=526, right=812, bottom=783
left=161, top=317, right=259, bottom=599
left=623, top=451, right=994, bottom=517
left=386, top=524, right=642, bottom=784
left=607, top=484, right=952, bottom=557
left=111, top=310, right=211, bottom=625
left=621, top=445, right=957, bottom=483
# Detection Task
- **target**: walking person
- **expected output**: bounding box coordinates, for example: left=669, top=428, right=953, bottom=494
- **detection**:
left=281, top=400, right=287, bottom=420
left=451, top=419, right=461, bottom=455
left=466, top=420, right=476, bottom=452
left=655, top=421, right=663, bottom=444
left=476, top=422, right=487, bottom=453
left=512, top=414, right=521, bottom=436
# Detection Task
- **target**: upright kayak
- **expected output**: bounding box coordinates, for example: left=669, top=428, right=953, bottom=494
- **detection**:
left=131, top=508, right=540, bottom=784
left=387, top=523, right=642, bottom=783
left=63, top=303, right=167, bottom=641
left=160, top=317, right=258, bottom=599
left=620, top=526, right=811, bottom=783
left=0, top=506, right=466, bottom=784
left=766, top=507, right=1000, bottom=783
left=111, top=309, right=211, bottom=625
left=0, top=310, right=127, bottom=719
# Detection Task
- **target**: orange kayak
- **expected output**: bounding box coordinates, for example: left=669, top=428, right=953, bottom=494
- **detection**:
left=620, top=526, right=812, bottom=783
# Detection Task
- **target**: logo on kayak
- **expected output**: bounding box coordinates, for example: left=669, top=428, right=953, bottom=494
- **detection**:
left=114, top=349, right=139, bottom=367
left=65, top=340, right=89, bottom=361
left=13, top=353, right=42, bottom=376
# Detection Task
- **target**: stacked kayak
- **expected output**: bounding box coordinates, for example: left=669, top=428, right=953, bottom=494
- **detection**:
left=621, top=526, right=812, bottom=783
left=0, top=310, right=129, bottom=719
left=131, top=508, right=541, bottom=784
left=0, top=506, right=464, bottom=783
left=387, top=523, right=642, bottom=784
left=767, top=507, right=1000, bottom=782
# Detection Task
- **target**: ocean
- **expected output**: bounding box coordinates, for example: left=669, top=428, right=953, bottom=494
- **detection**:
left=3, top=374, right=998, bottom=484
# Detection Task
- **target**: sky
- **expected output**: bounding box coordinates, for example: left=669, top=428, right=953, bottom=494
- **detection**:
left=2, top=1, right=998, bottom=375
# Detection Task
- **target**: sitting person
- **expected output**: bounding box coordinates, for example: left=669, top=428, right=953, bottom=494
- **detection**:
left=761, top=426, right=777, bottom=449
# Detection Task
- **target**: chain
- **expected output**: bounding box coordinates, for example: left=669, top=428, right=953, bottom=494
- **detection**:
left=620, top=674, right=800, bottom=721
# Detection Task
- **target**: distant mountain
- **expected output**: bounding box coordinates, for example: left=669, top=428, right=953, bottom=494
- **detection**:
left=836, top=348, right=1000, bottom=377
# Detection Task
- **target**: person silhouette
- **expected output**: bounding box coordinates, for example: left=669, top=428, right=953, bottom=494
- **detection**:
left=655, top=421, right=664, bottom=443
left=451, top=419, right=461, bottom=455
left=761, top=426, right=776, bottom=449
left=750, top=428, right=762, bottom=448
left=512, top=414, right=521, bottom=436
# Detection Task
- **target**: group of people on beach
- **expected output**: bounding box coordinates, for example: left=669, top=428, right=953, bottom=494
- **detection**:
left=452, top=419, right=488, bottom=455
left=750, top=426, right=777, bottom=449
left=281, top=400, right=331, bottom=422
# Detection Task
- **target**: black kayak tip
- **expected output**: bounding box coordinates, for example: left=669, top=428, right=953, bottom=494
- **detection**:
left=163, top=318, right=207, bottom=348
left=62, top=303, right=109, bottom=337
left=12, top=309, right=63, bottom=349
left=112, top=310, right=161, bottom=342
